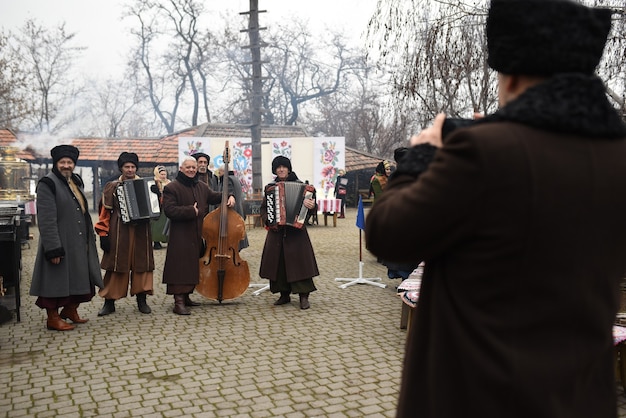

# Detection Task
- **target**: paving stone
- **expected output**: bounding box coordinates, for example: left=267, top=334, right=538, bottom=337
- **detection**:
left=3, top=208, right=625, bottom=416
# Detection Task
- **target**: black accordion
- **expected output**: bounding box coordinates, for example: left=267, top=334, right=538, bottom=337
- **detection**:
left=265, top=181, right=315, bottom=229
left=115, top=179, right=161, bottom=223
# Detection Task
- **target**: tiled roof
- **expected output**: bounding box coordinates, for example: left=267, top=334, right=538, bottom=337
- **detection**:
left=0, top=129, right=37, bottom=160
left=7, top=123, right=384, bottom=172
left=345, top=146, right=385, bottom=172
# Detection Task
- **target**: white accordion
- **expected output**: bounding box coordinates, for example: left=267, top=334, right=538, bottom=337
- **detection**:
left=265, top=181, right=315, bottom=229
left=115, top=179, right=161, bottom=223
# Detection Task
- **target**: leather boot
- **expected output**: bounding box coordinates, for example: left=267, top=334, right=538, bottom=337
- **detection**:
left=274, top=292, right=291, bottom=305
left=173, top=294, right=190, bottom=315
left=46, top=308, right=75, bottom=331
left=60, top=303, right=89, bottom=323
left=184, top=293, right=200, bottom=307
left=299, top=293, right=310, bottom=310
left=98, top=299, right=116, bottom=316
left=136, top=292, right=152, bottom=314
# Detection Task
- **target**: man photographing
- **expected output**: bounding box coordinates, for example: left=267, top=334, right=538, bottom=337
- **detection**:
left=366, top=1, right=626, bottom=417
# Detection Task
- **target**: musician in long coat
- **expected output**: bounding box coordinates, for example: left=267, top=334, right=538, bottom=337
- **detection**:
left=161, top=157, right=234, bottom=315
left=259, top=156, right=319, bottom=310
left=366, top=1, right=626, bottom=417
left=95, top=152, right=155, bottom=316
left=30, top=145, right=103, bottom=331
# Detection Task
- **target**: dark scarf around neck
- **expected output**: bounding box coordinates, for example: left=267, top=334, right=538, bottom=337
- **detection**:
left=176, top=171, right=198, bottom=186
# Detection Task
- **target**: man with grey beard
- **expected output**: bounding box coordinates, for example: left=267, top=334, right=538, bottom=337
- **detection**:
left=30, top=145, right=103, bottom=331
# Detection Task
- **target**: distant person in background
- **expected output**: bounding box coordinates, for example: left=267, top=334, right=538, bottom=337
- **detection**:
left=151, top=165, right=170, bottom=250
left=334, top=169, right=348, bottom=218
left=381, top=148, right=420, bottom=280
left=369, top=160, right=391, bottom=204
left=193, top=152, right=214, bottom=186
left=30, top=145, right=103, bottom=331
left=211, top=164, right=249, bottom=250
left=95, top=152, right=155, bottom=316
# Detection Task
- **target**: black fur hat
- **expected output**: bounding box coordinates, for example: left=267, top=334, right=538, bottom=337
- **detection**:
left=51, top=145, right=79, bottom=165
left=272, top=155, right=292, bottom=174
left=117, top=152, right=139, bottom=169
left=487, top=0, right=612, bottom=75
left=192, top=152, right=210, bottom=162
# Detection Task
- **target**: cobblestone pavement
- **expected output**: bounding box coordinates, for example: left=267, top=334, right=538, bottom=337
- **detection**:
left=1, top=208, right=625, bottom=417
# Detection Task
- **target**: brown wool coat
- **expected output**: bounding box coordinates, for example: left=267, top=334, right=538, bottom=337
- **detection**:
left=96, top=178, right=154, bottom=273
left=367, top=118, right=626, bottom=418
left=161, top=173, right=222, bottom=286
left=258, top=180, right=319, bottom=282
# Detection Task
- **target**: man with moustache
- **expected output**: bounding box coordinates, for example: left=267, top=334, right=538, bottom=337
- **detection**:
left=95, top=152, right=155, bottom=316
left=192, top=152, right=213, bottom=186
left=161, top=156, right=235, bottom=315
left=30, top=145, right=103, bottom=331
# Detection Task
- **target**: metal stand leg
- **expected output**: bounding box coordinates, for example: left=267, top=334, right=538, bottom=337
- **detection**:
left=335, top=262, right=385, bottom=289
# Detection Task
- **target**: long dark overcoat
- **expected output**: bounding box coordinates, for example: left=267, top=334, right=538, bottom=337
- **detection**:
left=366, top=75, right=626, bottom=418
left=97, top=177, right=154, bottom=273
left=259, top=177, right=319, bottom=282
left=30, top=170, right=103, bottom=297
left=162, top=172, right=222, bottom=286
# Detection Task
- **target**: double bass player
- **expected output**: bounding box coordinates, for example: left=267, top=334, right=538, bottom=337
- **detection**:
left=161, top=156, right=235, bottom=315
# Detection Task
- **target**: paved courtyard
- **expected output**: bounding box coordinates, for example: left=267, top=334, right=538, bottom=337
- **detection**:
left=1, top=207, right=625, bottom=417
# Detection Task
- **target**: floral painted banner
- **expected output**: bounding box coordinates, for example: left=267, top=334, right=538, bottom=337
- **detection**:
left=179, top=138, right=212, bottom=165
left=271, top=138, right=292, bottom=159
left=231, top=140, right=254, bottom=196
left=313, top=137, right=345, bottom=198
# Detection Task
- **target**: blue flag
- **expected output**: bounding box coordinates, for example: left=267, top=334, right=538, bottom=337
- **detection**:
left=356, top=195, right=365, bottom=230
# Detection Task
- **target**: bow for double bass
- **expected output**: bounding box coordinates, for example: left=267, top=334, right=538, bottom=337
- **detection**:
left=196, top=141, right=250, bottom=302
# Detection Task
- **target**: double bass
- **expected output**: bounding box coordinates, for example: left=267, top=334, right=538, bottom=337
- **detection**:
left=196, top=142, right=250, bottom=302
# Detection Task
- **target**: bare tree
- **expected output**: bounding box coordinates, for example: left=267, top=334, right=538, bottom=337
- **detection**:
left=12, top=19, right=84, bottom=133
left=367, top=0, right=498, bottom=126
left=262, top=19, right=355, bottom=126
left=80, top=73, right=148, bottom=137
left=0, top=31, right=32, bottom=130
left=126, top=0, right=221, bottom=134
left=595, top=0, right=626, bottom=116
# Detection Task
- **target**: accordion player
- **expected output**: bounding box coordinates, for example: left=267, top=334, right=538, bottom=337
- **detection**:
left=265, top=181, right=316, bottom=229
left=116, top=178, right=161, bottom=223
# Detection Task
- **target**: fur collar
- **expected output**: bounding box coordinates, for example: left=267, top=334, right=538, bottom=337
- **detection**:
left=481, top=74, right=626, bottom=138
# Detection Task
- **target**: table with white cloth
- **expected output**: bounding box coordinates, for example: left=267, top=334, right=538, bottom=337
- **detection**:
left=397, top=263, right=424, bottom=330
left=316, top=198, right=342, bottom=227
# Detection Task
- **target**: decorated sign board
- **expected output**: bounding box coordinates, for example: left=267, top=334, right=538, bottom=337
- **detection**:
left=178, top=137, right=345, bottom=199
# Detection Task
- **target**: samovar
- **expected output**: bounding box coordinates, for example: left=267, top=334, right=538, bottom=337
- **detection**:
left=0, top=146, right=34, bottom=202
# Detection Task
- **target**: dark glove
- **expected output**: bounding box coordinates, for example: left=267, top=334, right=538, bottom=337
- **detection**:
left=100, top=235, right=111, bottom=253
left=150, top=184, right=161, bottom=199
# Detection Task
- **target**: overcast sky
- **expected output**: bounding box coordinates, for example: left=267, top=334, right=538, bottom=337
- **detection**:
left=1, top=0, right=378, bottom=79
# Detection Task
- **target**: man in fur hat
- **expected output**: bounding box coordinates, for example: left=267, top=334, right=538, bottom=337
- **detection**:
left=192, top=152, right=213, bottom=186
left=366, top=1, right=626, bottom=417
left=30, top=145, right=104, bottom=331
left=95, top=152, right=155, bottom=316
left=259, top=155, right=319, bottom=309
